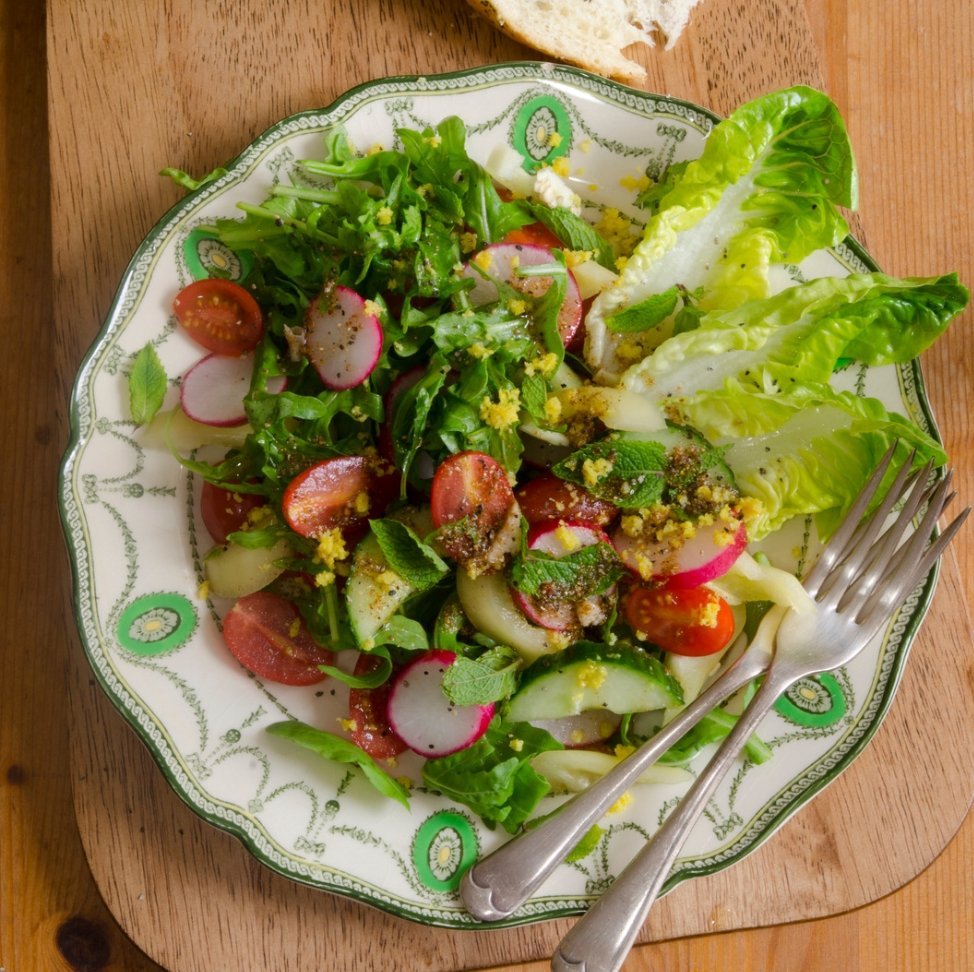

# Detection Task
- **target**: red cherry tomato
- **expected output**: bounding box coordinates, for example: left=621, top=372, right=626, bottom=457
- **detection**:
left=515, top=473, right=618, bottom=528
left=430, top=451, right=516, bottom=563
left=347, top=654, right=408, bottom=760
left=282, top=455, right=399, bottom=540
left=622, top=586, right=735, bottom=657
left=221, top=591, right=334, bottom=685
left=200, top=481, right=267, bottom=545
left=173, top=278, right=264, bottom=355
left=503, top=222, right=565, bottom=250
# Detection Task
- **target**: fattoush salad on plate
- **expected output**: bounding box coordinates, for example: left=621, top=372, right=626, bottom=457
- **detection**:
left=132, top=84, right=967, bottom=835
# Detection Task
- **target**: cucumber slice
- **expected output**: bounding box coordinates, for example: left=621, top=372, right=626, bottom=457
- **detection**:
left=507, top=641, right=683, bottom=722
left=345, top=533, right=414, bottom=645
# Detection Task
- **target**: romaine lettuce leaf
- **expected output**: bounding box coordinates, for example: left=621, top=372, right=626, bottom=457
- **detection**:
left=622, top=272, right=967, bottom=401
left=677, top=380, right=947, bottom=539
left=585, top=85, right=857, bottom=379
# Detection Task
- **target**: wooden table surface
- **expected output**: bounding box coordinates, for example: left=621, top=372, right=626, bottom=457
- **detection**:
left=3, top=0, right=974, bottom=968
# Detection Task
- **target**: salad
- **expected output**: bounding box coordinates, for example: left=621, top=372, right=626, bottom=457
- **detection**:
left=134, top=84, right=967, bottom=834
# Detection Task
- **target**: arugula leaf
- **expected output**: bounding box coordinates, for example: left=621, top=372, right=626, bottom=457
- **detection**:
left=368, top=519, right=449, bottom=592
left=553, top=439, right=667, bottom=509
left=441, top=646, right=521, bottom=706
left=422, top=721, right=562, bottom=832
left=317, top=645, right=394, bottom=688
left=266, top=720, right=410, bottom=808
left=160, top=165, right=228, bottom=192
left=128, top=343, right=168, bottom=425
left=510, top=541, right=624, bottom=601
left=606, top=287, right=680, bottom=333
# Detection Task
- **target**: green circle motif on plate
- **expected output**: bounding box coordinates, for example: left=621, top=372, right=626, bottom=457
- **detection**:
left=411, top=811, right=480, bottom=893
left=774, top=672, right=847, bottom=727
left=117, top=592, right=198, bottom=656
left=512, top=95, right=572, bottom=170
left=183, top=228, right=252, bottom=282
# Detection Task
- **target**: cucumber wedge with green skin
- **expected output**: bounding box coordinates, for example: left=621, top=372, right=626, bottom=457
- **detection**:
left=345, top=533, right=414, bottom=645
left=507, top=641, right=683, bottom=722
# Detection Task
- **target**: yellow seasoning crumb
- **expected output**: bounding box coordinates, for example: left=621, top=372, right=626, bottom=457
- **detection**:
left=479, top=387, right=521, bottom=430
left=459, top=231, right=478, bottom=253
left=468, top=342, right=493, bottom=360
left=581, top=456, right=613, bottom=488
left=367, top=143, right=384, bottom=155
left=339, top=718, right=358, bottom=733
left=548, top=131, right=563, bottom=148
left=608, top=792, right=633, bottom=815
left=551, top=156, right=570, bottom=177
left=288, top=617, right=302, bottom=638
left=579, top=138, right=593, bottom=153
left=363, top=298, right=382, bottom=319
left=554, top=522, right=583, bottom=552
left=507, top=298, right=528, bottom=316
left=472, top=248, right=494, bottom=272
left=396, top=775, right=413, bottom=790
left=376, top=206, right=393, bottom=226
left=564, top=249, right=594, bottom=268
left=353, top=490, right=371, bottom=515
left=543, top=395, right=563, bottom=424
left=509, top=737, right=524, bottom=753
left=524, top=351, right=558, bottom=376
left=620, top=172, right=651, bottom=192
left=576, top=660, right=607, bottom=690
left=314, top=570, right=336, bottom=588
left=426, top=133, right=442, bottom=148
left=197, top=580, right=210, bottom=600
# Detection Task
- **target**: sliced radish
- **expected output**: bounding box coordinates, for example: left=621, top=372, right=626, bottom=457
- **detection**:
left=386, top=650, right=494, bottom=757
left=180, top=353, right=286, bottom=427
left=462, top=242, right=582, bottom=348
left=529, top=710, right=622, bottom=748
left=305, top=285, right=382, bottom=390
left=612, top=517, right=748, bottom=589
left=512, top=519, right=615, bottom=631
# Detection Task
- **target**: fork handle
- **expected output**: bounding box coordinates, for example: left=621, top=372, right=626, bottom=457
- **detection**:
left=551, top=664, right=792, bottom=972
left=460, top=635, right=770, bottom=922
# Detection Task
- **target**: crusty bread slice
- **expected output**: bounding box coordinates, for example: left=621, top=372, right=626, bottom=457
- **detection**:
left=466, top=0, right=703, bottom=83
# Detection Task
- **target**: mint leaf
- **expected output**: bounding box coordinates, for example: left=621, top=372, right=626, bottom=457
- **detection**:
left=128, top=343, right=167, bottom=425
left=266, top=721, right=410, bottom=808
left=422, top=721, right=562, bottom=832
left=441, top=646, right=520, bottom=706
left=520, top=373, right=549, bottom=420
left=528, top=203, right=616, bottom=268
left=510, top=541, right=624, bottom=601
left=606, top=287, right=680, bottom=333
left=553, top=439, right=667, bottom=509
left=368, top=519, right=448, bottom=591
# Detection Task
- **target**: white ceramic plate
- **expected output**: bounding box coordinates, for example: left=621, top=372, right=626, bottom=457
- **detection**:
left=59, top=63, right=941, bottom=927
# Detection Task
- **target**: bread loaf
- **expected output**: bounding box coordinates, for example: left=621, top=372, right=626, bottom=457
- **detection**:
left=466, top=0, right=703, bottom=83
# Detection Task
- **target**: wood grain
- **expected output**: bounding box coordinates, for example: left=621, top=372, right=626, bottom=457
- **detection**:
left=1, top=0, right=971, bottom=968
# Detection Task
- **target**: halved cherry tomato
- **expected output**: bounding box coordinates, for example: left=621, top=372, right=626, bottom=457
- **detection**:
left=622, top=585, right=735, bottom=657
left=173, top=278, right=263, bottom=355
left=221, top=591, right=334, bottom=685
left=282, top=455, right=399, bottom=540
left=200, top=481, right=267, bottom=545
left=515, top=473, right=618, bottom=528
left=347, top=654, right=408, bottom=760
left=503, top=222, right=565, bottom=250
left=430, top=451, right=517, bottom=564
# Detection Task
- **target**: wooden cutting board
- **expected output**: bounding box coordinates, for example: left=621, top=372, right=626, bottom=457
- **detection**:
left=47, top=0, right=974, bottom=969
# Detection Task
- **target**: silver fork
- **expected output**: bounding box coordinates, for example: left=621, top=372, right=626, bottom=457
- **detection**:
left=460, top=446, right=968, bottom=947
left=546, top=455, right=968, bottom=972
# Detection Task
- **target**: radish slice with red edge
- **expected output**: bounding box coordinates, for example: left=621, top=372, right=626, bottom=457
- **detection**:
left=386, top=650, right=494, bottom=757
left=180, top=352, right=286, bottom=427
left=612, top=517, right=747, bottom=589
left=462, top=242, right=582, bottom=348
left=529, top=710, right=622, bottom=748
left=512, top=519, right=615, bottom=631
left=305, top=285, right=382, bottom=390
